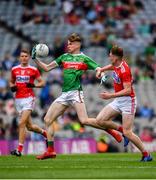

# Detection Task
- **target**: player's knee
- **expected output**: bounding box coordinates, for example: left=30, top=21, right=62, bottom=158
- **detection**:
left=96, top=116, right=107, bottom=127
left=44, top=116, right=52, bottom=126
left=26, top=124, right=33, bottom=131
left=79, top=118, right=88, bottom=125
left=123, top=129, right=132, bottom=138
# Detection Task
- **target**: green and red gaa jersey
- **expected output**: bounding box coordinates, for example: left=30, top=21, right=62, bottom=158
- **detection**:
left=55, top=53, right=100, bottom=92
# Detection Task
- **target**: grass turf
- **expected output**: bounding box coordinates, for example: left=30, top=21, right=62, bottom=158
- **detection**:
left=0, top=153, right=155, bottom=179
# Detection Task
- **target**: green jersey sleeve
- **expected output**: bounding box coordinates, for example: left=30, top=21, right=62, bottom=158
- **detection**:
left=55, top=54, right=66, bottom=66
left=84, top=55, right=100, bottom=70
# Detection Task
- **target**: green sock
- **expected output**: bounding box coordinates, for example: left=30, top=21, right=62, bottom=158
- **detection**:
left=48, top=141, right=54, bottom=147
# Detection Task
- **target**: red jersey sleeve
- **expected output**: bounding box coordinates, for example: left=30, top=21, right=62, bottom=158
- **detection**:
left=11, top=69, right=16, bottom=81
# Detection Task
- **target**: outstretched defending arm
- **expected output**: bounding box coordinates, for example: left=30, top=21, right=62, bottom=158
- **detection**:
left=31, top=46, right=58, bottom=72
left=101, top=64, right=114, bottom=72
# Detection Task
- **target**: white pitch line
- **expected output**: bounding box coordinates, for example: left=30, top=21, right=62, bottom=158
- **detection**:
left=1, top=166, right=156, bottom=169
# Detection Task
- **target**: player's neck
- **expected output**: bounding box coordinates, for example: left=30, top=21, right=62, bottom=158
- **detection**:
left=71, top=50, right=81, bottom=54
left=114, top=59, right=123, bottom=67
left=20, top=63, right=29, bottom=67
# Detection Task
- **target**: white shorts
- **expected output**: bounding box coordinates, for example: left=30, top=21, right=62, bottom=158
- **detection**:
left=54, top=90, right=84, bottom=106
left=15, top=96, right=35, bottom=114
left=108, top=96, right=137, bottom=115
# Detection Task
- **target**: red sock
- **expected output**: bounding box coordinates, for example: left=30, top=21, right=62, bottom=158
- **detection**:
left=142, top=151, right=149, bottom=157
left=42, top=130, right=47, bottom=138
left=47, top=146, right=54, bottom=152
left=17, top=144, right=23, bottom=152
left=117, top=126, right=123, bottom=133
left=47, top=141, right=54, bottom=152
left=105, top=129, right=122, bottom=143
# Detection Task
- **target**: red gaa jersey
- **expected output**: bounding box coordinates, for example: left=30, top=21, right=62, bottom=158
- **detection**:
left=112, top=61, right=135, bottom=98
left=11, top=65, right=40, bottom=98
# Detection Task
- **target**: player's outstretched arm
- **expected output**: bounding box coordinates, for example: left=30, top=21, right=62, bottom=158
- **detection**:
left=34, top=58, right=57, bottom=72
left=101, top=64, right=114, bottom=72
left=95, top=67, right=102, bottom=79
left=31, top=46, right=57, bottom=72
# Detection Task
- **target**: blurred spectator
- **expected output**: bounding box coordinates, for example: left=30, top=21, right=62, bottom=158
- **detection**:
left=62, top=0, right=73, bottom=14
left=41, top=10, right=52, bottom=24
left=134, top=0, right=144, bottom=10
left=4, top=100, right=16, bottom=115
left=136, top=55, right=155, bottom=80
left=138, top=19, right=150, bottom=37
left=52, top=36, right=66, bottom=58
left=12, top=43, right=22, bottom=58
left=9, top=116, right=18, bottom=140
left=36, top=0, right=47, bottom=6
left=90, top=29, right=106, bottom=47
left=150, top=19, right=156, bottom=34
left=122, top=21, right=134, bottom=39
left=138, top=103, right=155, bottom=121
left=64, top=10, right=80, bottom=25
left=21, top=9, right=33, bottom=24
left=0, top=117, right=5, bottom=139
left=1, top=53, right=14, bottom=71
left=140, top=127, right=154, bottom=142
left=0, top=70, right=7, bottom=90
left=0, top=70, right=13, bottom=101
left=47, top=68, right=63, bottom=85
left=22, top=0, right=35, bottom=9
left=39, top=83, right=55, bottom=108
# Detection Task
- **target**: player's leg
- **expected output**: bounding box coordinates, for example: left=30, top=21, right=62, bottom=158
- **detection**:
left=73, top=102, right=122, bottom=143
left=26, top=116, right=47, bottom=138
left=122, top=113, right=152, bottom=161
left=36, top=102, right=68, bottom=160
left=11, top=110, right=31, bottom=156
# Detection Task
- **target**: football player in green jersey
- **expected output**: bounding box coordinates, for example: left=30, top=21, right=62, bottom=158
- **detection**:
left=32, top=33, right=122, bottom=159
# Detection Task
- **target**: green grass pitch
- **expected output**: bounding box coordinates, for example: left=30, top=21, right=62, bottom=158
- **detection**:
left=0, top=153, right=155, bottom=179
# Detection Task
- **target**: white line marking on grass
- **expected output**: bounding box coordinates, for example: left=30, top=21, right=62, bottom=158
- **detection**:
left=1, top=166, right=156, bottom=169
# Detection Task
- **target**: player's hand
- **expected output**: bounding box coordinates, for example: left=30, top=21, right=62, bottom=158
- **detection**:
left=10, top=86, right=18, bottom=92
left=99, top=91, right=114, bottom=99
left=31, top=45, right=36, bottom=60
left=100, top=73, right=108, bottom=85
left=96, top=67, right=102, bottom=79
left=26, top=83, right=35, bottom=88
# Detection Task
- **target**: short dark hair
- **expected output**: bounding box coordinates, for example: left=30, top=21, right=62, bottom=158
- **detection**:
left=21, top=49, right=30, bottom=55
left=68, top=33, right=82, bottom=42
left=111, top=45, right=123, bottom=58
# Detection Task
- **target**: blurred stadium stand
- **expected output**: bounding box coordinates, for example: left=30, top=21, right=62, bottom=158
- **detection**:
left=0, top=0, right=156, bottom=153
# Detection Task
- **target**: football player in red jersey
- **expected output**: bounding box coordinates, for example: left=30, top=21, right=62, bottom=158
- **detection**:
left=96, top=46, right=152, bottom=162
left=10, top=49, right=47, bottom=156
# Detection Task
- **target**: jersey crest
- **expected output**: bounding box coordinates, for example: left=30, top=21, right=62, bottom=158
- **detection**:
left=112, top=71, right=121, bottom=84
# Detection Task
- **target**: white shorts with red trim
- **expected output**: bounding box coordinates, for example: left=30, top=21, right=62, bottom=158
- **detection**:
left=54, top=90, right=84, bottom=106
left=15, top=96, right=35, bottom=114
left=108, top=96, right=137, bottom=114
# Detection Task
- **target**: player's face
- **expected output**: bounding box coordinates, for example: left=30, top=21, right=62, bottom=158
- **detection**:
left=109, top=52, right=118, bottom=65
left=19, top=52, right=30, bottom=65
left=67, top=40, right=81, bottom=53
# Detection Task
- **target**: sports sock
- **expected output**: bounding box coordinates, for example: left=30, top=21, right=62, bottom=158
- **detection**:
left=47, top=141, right=54, bottom=152
left=105, top=129, right=122, bottom=142
left=17, top=143, right=23, bottom=152
left=142, top=151, right=149, bottom=157
left=42, top=130, right=47, bottom=138
left=105, top=129, right=117, bottom=136
left=117, top=126, right=123, bottom=133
